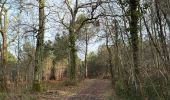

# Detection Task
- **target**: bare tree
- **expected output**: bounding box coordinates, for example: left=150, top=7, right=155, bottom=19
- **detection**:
left=55, top=0, right=108, bottom=80
left=129, top=0, right=143, bottom=95
left=32, top=0, right=45, bottom=92
left=0, top=0, right=8, bottom=91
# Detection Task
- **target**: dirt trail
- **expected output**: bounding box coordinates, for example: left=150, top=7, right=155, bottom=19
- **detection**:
left=68, top=79, right=111, bottom=100
left=10, top=79, right=112, bottom=100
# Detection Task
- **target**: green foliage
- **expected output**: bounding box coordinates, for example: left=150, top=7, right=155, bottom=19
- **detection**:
left=143, top=2, right=151, bottom=10
left=53, top=34, right=69, bottom=62
left=0, top=51, right=17, bottom=66
left=0, top=84, right=7, bottom=93
left=0, top=93, right=7, bottom=100
left=69, top=33, right=77, bottom=80
left=115, top=79, right=126, bottom=95
left=87, top=51, right=96, bottom=60
left=8, top=52, right=17, bottom=62
left=86, top=45, right=109, bottom=78
left=23, top=42, right=34, bottom=54
left=32, top=80, right=42, bottom=92
left=43, top=40, right=53, bottom=58
left=144, top=76, right=170, bottom=100
left=76, top=57, right=84, bottom=77
left=76, top=14, right=86, bottom=24
left=115, top=76, right=170, bottom=100
left=87, top=52, right=98, bottom=77
left=115, top=79, right=142, bottom=100
left=22, top=42, right=35, bottom=60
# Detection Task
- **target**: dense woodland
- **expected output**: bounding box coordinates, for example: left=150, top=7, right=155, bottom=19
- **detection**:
left=0, top=0, right=170, bottom=100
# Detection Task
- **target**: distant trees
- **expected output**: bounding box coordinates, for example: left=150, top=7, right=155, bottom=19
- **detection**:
left=7, top=52, right=17, bottom=63
left=53, top=34, right=69, bottom=62
left=48, top=34, right=69, bottom=80
left=85, top=45, right=109, bottom=78
left=57, top=0, right=107, bottom=80
left=77, top=25, right=96, bottom=78
left=86, top=52, right=97, bottom=77
left=1, top=0, right=170, bottom=99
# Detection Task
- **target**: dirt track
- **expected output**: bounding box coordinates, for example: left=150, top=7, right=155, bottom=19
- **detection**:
left=8, top=79, right=112, bottom=100
left=68, top=79, right=111, bottom=100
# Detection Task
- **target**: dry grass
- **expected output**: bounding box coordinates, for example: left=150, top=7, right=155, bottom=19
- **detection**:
left=4, top=79, right=112, bottom=100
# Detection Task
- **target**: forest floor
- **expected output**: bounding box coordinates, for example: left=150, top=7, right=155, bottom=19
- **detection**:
left=7, top=79, right=116, bottom=100
left=67, top=79, right=112, bottom=100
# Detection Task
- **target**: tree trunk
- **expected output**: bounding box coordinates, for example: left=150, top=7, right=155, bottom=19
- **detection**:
left=0, top=8, right=8, bottom=92
left=129, top=0, right=143, bottom=95
left=2, top=11, right=7, bottom=70
left=69, top=30, right=77, bottom=80
left=85, top=31, right=88, bottom=78
left=33, top=0, right=45, bottom=92
left=106, top=32, right=114, bottom=80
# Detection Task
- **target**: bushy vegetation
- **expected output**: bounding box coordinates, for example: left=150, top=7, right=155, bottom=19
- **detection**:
left=115, top=75, right=170, bottom=100
left=115, top=79, right=143, bottom=100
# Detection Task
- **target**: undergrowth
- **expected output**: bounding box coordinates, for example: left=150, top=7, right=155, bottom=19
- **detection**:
left=115, top=76, right=170, bottom=100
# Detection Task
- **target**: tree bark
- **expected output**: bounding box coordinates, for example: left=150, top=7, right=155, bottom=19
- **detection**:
left=0, top=7, right=8, bottom=92
left=33, top=0, right=45, bottom=92
left=69, top=30, right=77, bottom=80
left=85, top=30, right=88, bottom=78
left=129, top=0, right=143, bottom=95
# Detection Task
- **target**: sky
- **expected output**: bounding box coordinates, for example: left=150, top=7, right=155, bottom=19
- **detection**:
left=1, top=0, right=104, bottom=60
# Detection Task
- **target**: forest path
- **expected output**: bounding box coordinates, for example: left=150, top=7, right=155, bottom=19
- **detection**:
left=38, top=79, right=113, bottom=100
left=9, top=79, right=114, bottom=100
left=68, top=79, right=112, bottom=100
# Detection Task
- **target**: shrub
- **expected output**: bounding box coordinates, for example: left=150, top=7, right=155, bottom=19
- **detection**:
left=115, top=76, right=170, bottom=100
left=144, top=76, right=170, bottom=100
left=32, top=80, right=42, bottom=92
left=115, top=79, right=142, bottom=100
left=0, top=93, right=7, bottom=100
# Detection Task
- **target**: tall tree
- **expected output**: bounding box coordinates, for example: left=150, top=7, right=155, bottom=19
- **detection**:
left=0, top=0, right=8, bottom=91
left=60, top=0, right=104, bottom=80
left=129, top=0, right=143, bottom=94
left=32, top=0, right=45, bottom=92
left=77, top=25, right=95, bottom=78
